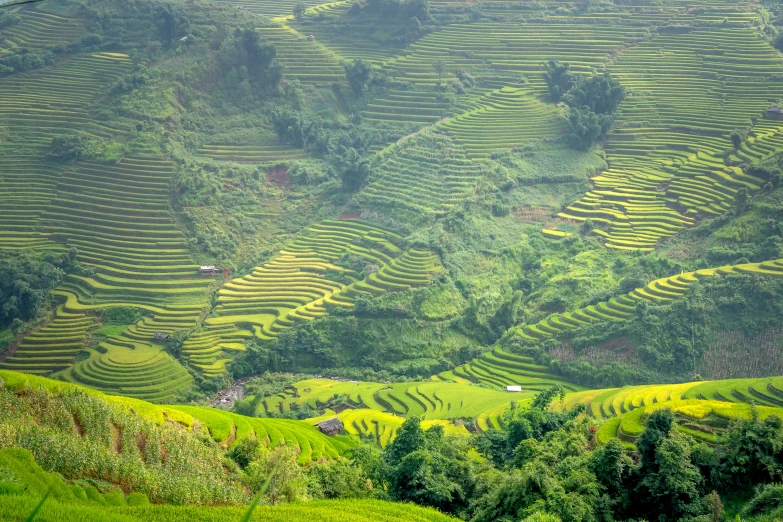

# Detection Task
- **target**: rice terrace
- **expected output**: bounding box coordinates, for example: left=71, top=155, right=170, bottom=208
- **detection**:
left=4, top=0, right=783, bottom=519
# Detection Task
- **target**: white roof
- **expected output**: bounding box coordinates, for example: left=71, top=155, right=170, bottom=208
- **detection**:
left=200, top=265, right=216, bottom=270
left=506, top=385, right=522, bottom=392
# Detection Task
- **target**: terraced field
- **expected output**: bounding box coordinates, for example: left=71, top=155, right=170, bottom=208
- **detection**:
left=0, top=52, right=132, bottom=251
left=197, top=142, right=306, bottom=163
left=561, top=28, right=783, bottom=250
left=557, top=376, right=783, bottom=444
left=381, top=23, right=642, bottom=89
left=289, top=20, right=401, bottom=66
left=363, top=90, right=452, bottom=127
left=514, top=258, right=783, bottom=342
left=181, top=220, right=442, bottom=372
left=437, top=347, right=585, bottom=392
left=438, top=86, right=564, bottom=159
left=360, top=130, right=484, bottom=214
left=0, top=9, right=85, bottom=52
left=0, top=52, right=131, bottom=144
left=255, top=378, right=522, bottom=425
left=2, top=154, right=213, bottom=401
left=0, top=306, right=97, bottom=375
left=257, top=26, right=345, bottom=83
left=307, top=408, right=470, bottom=447
left=729, top=120, right=783, bottom=164
left=354, top=22, right=640, bottom=147
left=213, top=0, right=343, bottom=17
left=42, top=157, right=213, bottom=307
left=167, top=405, right=357, bottom=463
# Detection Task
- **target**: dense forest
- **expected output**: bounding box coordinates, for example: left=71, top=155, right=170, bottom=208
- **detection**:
left=2, top=0, right=783, bottom=519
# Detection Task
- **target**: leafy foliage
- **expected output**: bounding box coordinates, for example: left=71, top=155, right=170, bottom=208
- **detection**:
left=542, top=60, right=574, bottom=102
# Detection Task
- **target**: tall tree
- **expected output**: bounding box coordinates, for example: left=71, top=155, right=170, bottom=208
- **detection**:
left=542, top=60, right=574, bottom=101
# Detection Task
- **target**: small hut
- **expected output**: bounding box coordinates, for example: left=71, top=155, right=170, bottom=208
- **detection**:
left=154, top=332, right=170, bottom=342
left=765, top=107, right=783, bottom=120
left=307, top=35, right=316, bottom=42
left=199, top=265, right=220, bottom=276
left=315, top=417, right=343, bottom=436
left=506, top=385, right=522, bottom=392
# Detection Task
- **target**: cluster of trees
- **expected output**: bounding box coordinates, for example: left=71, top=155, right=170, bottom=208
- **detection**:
left=0, top=249, right=84, bottom=333
left=155, top=4, right=190, bottom=48
left=342, top=0, right=434, bottom=44
left=268, top=104, right=404, bottom=192
left=215, top=27, right=283, bottom=100
left=543, top=60, right=626, bottom=150
left=227, top=385, right=783, bottom=521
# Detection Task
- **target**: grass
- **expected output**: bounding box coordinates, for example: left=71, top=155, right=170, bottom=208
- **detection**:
left=0, top=496, right=460, bottom=522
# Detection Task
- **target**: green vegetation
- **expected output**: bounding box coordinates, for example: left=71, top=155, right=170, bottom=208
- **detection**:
left=5, top=0, right=783, bottom=519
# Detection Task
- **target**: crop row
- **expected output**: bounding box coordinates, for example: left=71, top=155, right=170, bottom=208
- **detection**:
left=307, top=408, right=470, bottom=447
left=514, top=258, right=783, bottom=342
left=380, top=23, right=644, bottom=88
left=438, top=86, right=565, bottom=159
left=56, top=331, right=196, bottom=403
left=438, top=346, right=586, bottom=392
left=0, top=10, right=85, bottom=53
left=167, top=405, right=357, bottom=463
left=360, top=130, right=484, bottom=214
left=557, top=376, right=783, bottom=444
left=0, top=305, right=97, bottom=375
left=197, top=142, right=306, bottom=163
left=256, top=26, right=345, bottom=83
left=256, top=377, right=519, bottom=423
left=0, top=53, right=132, bottom=253
left=40, top=157, right=214, bottom=304
left=563, top=28, right=783, bottom=250
left=180, top=220, right=441, bottom=374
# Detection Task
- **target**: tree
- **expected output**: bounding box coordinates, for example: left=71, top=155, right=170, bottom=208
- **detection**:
left=542, top=60, right=574, bottom=101
left=636, top=408, right=673, bottom=471
left=719, top=411, right=783, bottom=489
left=590, top=438, right=632, bottom=496
left=383, top=418, right=476, bottom=513
left=337, top=146, right=372, bottom=192
left=307, top=458, right=374, bottom=499
left=389, top=447, right=460, bottom=509
left=580, top=218, right=594, bottom=236
left=293, top=1, right=307, bottom=20
left=0, top=251, right=65, bottom=328
left=344, top=59, right=373, bottom=97
left=433, top=60, right=447, bottom=88
left=730, top=129, right=745, bottom=150
left=166, top=330, right=189, bottom=359
left=564, top=72, right=626, bottom=115
left=156, top=5, right=189, bottom=47
left=49, top=134, right=88, bottom=162
left=235, top=28, right=279, bottom=84
left=385, top=416, right=426, bottom=464
left=245, top=445, right=307, bottom=503
left=635, top=434, right=707, bottom=520
left=522, top=513, right=562, bottom=522
left=566, top=106, right=612, bottom=151
left=227, top=437, right=260, bottom=469
left=734, top=187, right=749, bottom=215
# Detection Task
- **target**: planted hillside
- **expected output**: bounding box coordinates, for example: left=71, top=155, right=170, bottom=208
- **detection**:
left=5, top=0, right=783, bottom=519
